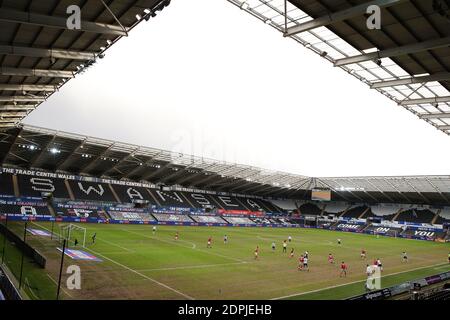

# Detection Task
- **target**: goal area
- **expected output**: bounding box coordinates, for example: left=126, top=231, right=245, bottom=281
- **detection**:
left=57, top=223, right=87, bottom=248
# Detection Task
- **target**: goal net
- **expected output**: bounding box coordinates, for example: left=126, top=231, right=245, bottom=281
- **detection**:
left=58, top=224, right=87, bottom=248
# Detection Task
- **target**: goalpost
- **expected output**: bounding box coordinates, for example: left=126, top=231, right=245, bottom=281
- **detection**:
left=58, top=224, right=87, bottom=248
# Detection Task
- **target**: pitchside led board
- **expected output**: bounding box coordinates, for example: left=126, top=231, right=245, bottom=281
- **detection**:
left=311, top=189, right=331, bottom=201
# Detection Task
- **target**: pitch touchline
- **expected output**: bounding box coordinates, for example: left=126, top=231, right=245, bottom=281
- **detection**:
left=121, top=228, right=247, bottom=263
left=270, top=262, right=449, bottom=300
left=32, top=222, right=194, bottom=300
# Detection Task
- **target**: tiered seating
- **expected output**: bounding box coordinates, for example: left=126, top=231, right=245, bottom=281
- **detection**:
left=68, top=180, right=117, bottom=202
left=111, top=184, right=155, bottom=204
left=54, top=203, right=105, bottom=218
left=299, top=203, right=322, bottom=216
left=332, top=222, right=366, bottom=232
left=107, top=208, right=155, bottom=221
left=435, top=209, right=450, bottom=224
left=0, top=201, right=51, bottom=216
left=149, top=190, right=192, bottom=208
left=222, top=217, right=255, bottom=224
left=364, top=225, right=404, bottom=237
left=152, top=213, right=193, bottom=223
left=17, top=175, right=70, bottom=199
left=251, top=217, right=272, bottom=224
left=402, top=227, right=446, bottom=240
left=210, top=195, right=249, bottom=211
left=190, top=215, right=227, bottom=224
left=341, top=206, right=368, bottom=219
left=323, top=202, right=348, bottom=215
left=396, top=209, right=436, bottom=224
left=0, top=173, right=14, bottom=196
left=181, top=192, right=219, bottom=209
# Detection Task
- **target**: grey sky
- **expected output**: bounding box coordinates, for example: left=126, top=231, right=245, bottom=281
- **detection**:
left=24, top=0, right=450, bottom=177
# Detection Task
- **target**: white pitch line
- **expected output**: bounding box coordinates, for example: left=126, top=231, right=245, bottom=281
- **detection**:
left=33, top=222, right=194, bottom=300
left=46, top=274, right=74, bottom=298
left=122, top=228, right=247, bottom=263
left=85, top=246, right=195, bottom=300
left=270, top=262, right=449, bottom=300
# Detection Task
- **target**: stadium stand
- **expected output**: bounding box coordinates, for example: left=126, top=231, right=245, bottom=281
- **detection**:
left=341, top=205, right=368, bottom=219
left=54, top=202, right=107, bottom=219
left=299, top=202, right=323, bottom=216
left=0, top=173, right=14, bottom=197
left=435, top=208, right=450, bottom=224
left=332, top=222, right=366, bottom=232
left=402, top=227, right=447, bottom=240
left=222, top=217, right=255, bottom=225
left=323, top=202, right=348, bottom=215
left=211, top=195, right=250, bottom=211
left=180, top=192, right=219, bottom=209
left=396, top=208, right=436, bottom=224
left=190, top=215, right=227, bottom=224
left=17, top=175, right=70, bottom=199
left=364, top=204, right=400, bottom=221
left=107, top=208, right=155, bottom=222
left=149, top=189, right=192, bottom=208
left=111, top=184, right=156, bottom=204
left=0, top=201, right=51, bottom=216
left=364, top=225, right=404, bottom=237
left=152, top=213, right=194, bottom=223
left=68, top=180, right=117, bottom=202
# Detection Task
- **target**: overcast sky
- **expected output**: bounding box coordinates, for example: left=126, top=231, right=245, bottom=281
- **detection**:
left=24, top=0, right=450, bottom=178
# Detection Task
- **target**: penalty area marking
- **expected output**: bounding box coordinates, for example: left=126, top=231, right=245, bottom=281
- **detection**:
left=270, top=262, right=449, bottom=300
left=32, top=222, right=194, bottom=300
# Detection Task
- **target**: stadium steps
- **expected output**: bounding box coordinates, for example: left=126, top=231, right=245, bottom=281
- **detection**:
left=12, top=174, right=20, bottom=198
left=108, top=184, right=121, bottom=203
left=391, top=207, right=404, bottom=222
left=357, top=207, right=370, bottom=219
left=431, top=209, right=441, bottom=224
left=47, top=202, right=56, bottom=217
left=338, top=205, right=352, bottom=218
left=64, top=179, right=75, bottom=201
left=145, top=189, right=161, bottom=207
left=180, top=193, right=196, bottom=209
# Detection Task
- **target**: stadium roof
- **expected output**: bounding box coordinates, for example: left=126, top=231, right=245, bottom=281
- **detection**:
left=1, top=124, right=450, bottom=206
left=0, top=0, right=170, bottom=128
left=227, top=0, right=450, bottom=135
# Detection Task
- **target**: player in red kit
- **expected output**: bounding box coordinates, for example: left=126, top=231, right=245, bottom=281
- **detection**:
left=298, top=255, right=304, bottom=271
left=328, top=253, right=334, bottom=264
left=254, top=246, right=259, bottom=260
left=361, top=249, right=366, bottom=259
left=340, top=261, right=348, bottom=277
left=208, top=237, right=212, bottom=248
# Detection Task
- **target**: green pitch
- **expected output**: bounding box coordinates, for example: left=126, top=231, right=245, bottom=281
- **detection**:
left=2, top=221, right=449, bottom=300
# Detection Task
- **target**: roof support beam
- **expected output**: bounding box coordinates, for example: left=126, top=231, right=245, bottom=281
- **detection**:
left=0, top=45, right=96, bottom=60
left=334, top=36, right=450, bottom=67
left=438, top=125, right=450, bottom=130
left=0, top=96, right=45, bottom=102
left=0, top=105, right=35, bottom=111
left=0, top=8, right=127, bottom=36
left=399, top=96, right=450, bottom=105
left=0, top=84, right=56, bottom=92
left=420, top=113, right=450, bottom=119
left=0, top=112, right=27, bottom=117
left=284, top=0, right=408, bottom=37
left=0, top=67, right=74, bottom=78
left=370, top=72, right=450, bottom=88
